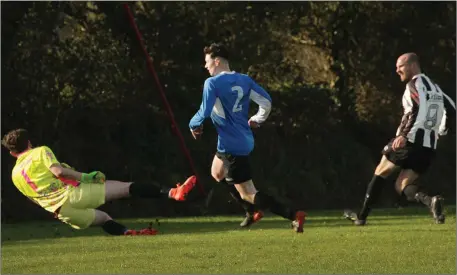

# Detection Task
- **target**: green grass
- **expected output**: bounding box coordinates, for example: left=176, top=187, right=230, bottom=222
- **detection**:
left=2, top=207, right=455, bottom=274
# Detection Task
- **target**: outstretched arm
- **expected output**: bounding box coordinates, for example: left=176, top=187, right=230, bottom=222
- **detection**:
left=40, top=147, right=105, bottom=184
left=49, top=163, right=82, bottom=181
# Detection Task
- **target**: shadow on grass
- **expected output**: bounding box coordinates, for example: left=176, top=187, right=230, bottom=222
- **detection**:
left=0, top=218, right=327, bottom=242
left=2, top=206, right=454, bottom=243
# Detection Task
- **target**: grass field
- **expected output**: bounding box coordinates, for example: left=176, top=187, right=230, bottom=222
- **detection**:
left=2, top=207, right=455, bottom=274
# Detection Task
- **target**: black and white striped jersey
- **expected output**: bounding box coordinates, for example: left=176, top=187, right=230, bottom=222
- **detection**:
left=396, top=73, right=456, bottom=149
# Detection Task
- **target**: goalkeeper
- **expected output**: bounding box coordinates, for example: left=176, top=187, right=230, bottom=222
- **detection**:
left=2, top=128, right=197, bottom=236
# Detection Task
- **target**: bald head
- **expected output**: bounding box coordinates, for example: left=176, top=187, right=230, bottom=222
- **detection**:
left=396, top=53, right=421, bottom=82
left=399, top=53, right=420, bottom=65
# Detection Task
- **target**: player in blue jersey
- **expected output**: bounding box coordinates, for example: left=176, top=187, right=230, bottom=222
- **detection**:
left=189, top=43, right=306, bottom=233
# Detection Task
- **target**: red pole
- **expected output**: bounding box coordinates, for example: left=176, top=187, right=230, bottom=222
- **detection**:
left=123, top=3, right=205, bottom=195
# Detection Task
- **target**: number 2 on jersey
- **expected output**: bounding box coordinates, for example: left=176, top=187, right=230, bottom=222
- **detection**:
left=232, top=86, right=244, bottom=112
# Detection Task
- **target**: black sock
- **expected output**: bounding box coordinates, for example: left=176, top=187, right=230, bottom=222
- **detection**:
left=253, top=192, right=295, bottom=221
left=403, top=185, right=432, bottom=207
left=226, top=184, right=255, bottom=215
left=129, top=182, right=170, bottom=199
left=358, top=175, right=386, bottom=220
left=102, top=220, right=128, bottom=235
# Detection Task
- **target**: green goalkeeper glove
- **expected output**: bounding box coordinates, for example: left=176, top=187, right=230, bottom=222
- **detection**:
left=81, top=171, right=106, bottom=184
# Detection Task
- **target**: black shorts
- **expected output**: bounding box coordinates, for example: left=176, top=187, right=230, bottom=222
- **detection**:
left=382, top=138, right=436, bottom=174
left=216, top=152, right=252, bottom=184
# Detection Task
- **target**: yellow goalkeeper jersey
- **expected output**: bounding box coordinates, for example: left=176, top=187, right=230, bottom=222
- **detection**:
left=11, top=146, right=72, bottom=213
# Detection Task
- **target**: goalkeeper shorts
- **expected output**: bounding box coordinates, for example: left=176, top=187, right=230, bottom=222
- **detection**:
left=55, top=182, right=106, bottom=229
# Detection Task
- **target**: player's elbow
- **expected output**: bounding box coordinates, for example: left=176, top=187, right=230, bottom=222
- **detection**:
left=211, top=170, right=225, bottom=182
left=256, top=103, right=272, bottom=123
left=262, top=100, right=272, bottom=112
left=49, top=164, right=64, bottom=178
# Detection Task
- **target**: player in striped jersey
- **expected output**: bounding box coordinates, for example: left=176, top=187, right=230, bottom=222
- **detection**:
left=344, top=53, right=455, bottom=225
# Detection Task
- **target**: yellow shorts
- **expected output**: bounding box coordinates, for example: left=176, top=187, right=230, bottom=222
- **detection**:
left=56, top=182, right=105, bottom=229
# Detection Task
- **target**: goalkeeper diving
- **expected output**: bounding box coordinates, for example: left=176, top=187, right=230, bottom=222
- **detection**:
left=2, top=128, right=197, bottom=236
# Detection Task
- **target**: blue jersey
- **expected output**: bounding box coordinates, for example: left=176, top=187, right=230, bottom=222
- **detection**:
left=189, top=71, right=272, bottom=155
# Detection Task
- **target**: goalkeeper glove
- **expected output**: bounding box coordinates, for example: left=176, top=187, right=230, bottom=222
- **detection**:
left=81, top=171, right=106, bottom=184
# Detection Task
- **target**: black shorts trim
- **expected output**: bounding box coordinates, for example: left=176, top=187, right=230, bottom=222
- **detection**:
left=382, top=138, right=435, bottom=174
left=215, top=152, right=252, bottom=184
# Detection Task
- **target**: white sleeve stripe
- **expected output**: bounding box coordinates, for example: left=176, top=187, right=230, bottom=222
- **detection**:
left=249, top=89, right=272, bottom=123
left=212, top=97, right=225, bottom=119
left=249, top=89, right=272, bottom=103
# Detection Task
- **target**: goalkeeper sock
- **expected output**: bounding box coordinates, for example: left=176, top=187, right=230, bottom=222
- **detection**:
left=102, top=220, right=128, bottom=235
left=253, top=192, right=295, bottom=221
left=129, top=183, right=170, bottom=199
left=269, top=201, right=296, bottom=221
left=226, top=183, right=255, bottom=214
left=358, top=175, right=385, bottom=220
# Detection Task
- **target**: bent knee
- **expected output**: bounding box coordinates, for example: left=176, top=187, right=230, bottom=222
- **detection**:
left=211, top=171, right=225, bottom=182
left=375, top=165, right=394, bottom=178
left=374, top=156, right=397, bottom=177
left=92, top=210, right=111, bottom=226
left=395, top=173, right=417, bottom=195
left=239, top=192, right=255, bottom=204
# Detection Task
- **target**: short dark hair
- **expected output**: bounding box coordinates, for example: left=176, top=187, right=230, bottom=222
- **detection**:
left=2, top=129, right=30, bottom=154
left=203, top=43, right=229, bottom=61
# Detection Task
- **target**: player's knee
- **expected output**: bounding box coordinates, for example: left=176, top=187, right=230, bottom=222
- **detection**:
left=105, top=181, right=131, bottom=201
left=375, top=157, right=396, bottom=177
left=211, top=171, right=225, bottom=182
left=402, top=184, right=419, bottom=202
left=91, top=210, right=112, bottom=226
left=239, top=192, right=255, bottom=204
left=375, top=165, right=393, bottom=178
left=395, top=179, right=410, bottom=195
left=395, top=171, right=418, bottom=195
